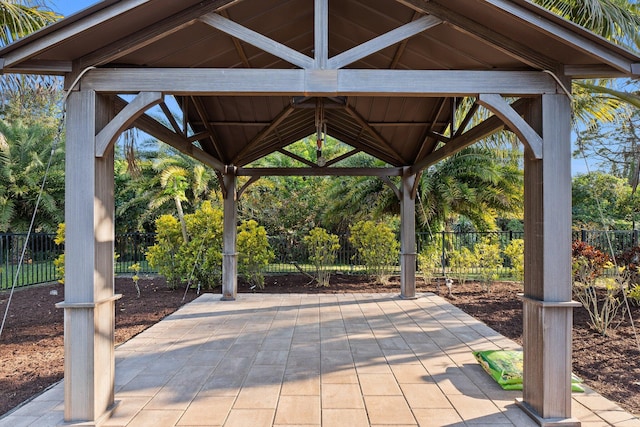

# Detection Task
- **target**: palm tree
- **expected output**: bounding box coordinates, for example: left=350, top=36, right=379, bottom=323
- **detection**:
left=0, top=1, right=62, bottom=120
left=535, top=0, right=640, bottom=115
left=0, top=118, right=64, bottom=233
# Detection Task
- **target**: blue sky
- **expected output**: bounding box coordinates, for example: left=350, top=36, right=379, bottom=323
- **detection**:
left=51, top=0, right=99, bottom=17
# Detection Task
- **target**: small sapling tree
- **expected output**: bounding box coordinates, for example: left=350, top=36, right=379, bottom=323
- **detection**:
left=303, top=227, right=340, bottom=287
left=237, top=219, right=274, bottom=289
left=349, top=220, right=399, bottom=284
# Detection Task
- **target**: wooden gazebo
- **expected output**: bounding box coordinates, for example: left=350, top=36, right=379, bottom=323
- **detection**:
left=1, top=0, right=638, bottom=425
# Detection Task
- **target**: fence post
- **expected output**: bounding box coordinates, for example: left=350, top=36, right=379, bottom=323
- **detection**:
left=441, top=230, right=446, bottom=278
left=581, top=229, right=586, bottom=243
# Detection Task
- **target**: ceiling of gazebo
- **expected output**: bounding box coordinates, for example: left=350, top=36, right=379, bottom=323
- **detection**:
left=1, top=0, right=638, bottom=171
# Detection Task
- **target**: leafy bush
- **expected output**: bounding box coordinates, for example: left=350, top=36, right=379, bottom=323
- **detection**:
left=349, top=220, right=399, bottom=284
left=53, top=223, right=65, bottom=284
left=503, top=238, right=524, bottom=282
left=418, top=244, right=441, bottom=285
left=571, top=241, right=611, bottom=284
left=146, top=215, right=184, bottom=288
left=237, top=220, right=274, bottom=289
left=571, top=241, right=623, bottom=336
left=146, top=201, right=224, bottom=289
left=448, top=246, right=473, bottom=286
left=473, top=237, right=502, bottom=292
left=303, top=227, right=340, bottom=287
left=628, top=283, right=640, bottom=306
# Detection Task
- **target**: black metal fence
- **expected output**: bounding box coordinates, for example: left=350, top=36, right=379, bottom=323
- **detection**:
left=1, top=229, right=638, bottom=290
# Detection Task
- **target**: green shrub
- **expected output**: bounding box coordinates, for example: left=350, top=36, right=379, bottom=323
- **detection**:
left=237, top=219, right=274, bottom=289
left=349, top=220, right=399, bottom=284
left=448, top=246, right=474, bottom=286
left=628, top=283, right=640, bottom=306
left=53, top=223, right=65, bottom=284
left=473, top=237, right=502, bottom=292
left=146, top=201, right=224, bottom=289
left=146, top=215, right=184, bottom=288
left=303, top=227, right=340, bottom=287
left=503, top=238, right=524, bottom=282
left=418, top=244, right=440, bottom=285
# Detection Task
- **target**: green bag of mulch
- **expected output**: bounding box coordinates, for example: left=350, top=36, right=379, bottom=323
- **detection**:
left=472, top=350, right=584, bottom=392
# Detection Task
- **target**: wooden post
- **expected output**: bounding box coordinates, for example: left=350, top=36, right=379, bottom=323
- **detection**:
left=400, top=167, right=417, bottom=299
left=518, top=94, right=581, bottom=426
left=56, top=90, right=119, bottom=424
left=221, top=170, right=238, bottom=300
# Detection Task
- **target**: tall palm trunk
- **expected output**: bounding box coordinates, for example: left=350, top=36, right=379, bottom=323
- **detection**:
left=174, top=196, right=189, bottom=243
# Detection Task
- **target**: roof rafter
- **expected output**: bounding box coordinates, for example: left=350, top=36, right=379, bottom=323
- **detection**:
left=190, top=96, right=225, bottom=162
left=232, top=105, right=296, bottom=164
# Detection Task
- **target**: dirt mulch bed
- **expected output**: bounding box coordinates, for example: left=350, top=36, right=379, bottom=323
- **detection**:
left=0, top=274, right=639, bottom=417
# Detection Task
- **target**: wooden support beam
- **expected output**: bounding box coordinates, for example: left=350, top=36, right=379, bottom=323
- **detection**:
left=411, top=98, right=530, bottom=174
left=400, top=168, right=417, bottom=299
left=379, top=176, right=401, bottom=200
left=115, top=98, right=225, bottom=172
left=96, top=92, right=163, bottom=157
left=315, top=0, right=329, bottom=69
left=60, top=90, right=118, bottom=424
left=519, top=94, right=580, bottom=425
left=221, top=171, right=238, bottom=301
left=344, top=105, right=405, bottom=164
left=82, top=69, right=559, bottom=96
left=477, top=94, right=542, bottom=159
left=454, top=101, right=479, bottom=137
left=199, top=13, right=314, bottom=69
left=413, top=98, right=448, bottom=161
left=190, top=96, right=225, bottom=162
left=236, top=167, right=404, bottom=177
left=328, top=15, right=442, bottom=69
left=325, top=149, right=361, bottom=167
left=4, top=59, right=72, bottom=74
left=220, top=9, right=251, bottom=68
left=390, top=11, right=422, bottom=69
left=237, top=176, right=261, bottom=199
left=160, top=101, right=184, bottom=137
left=278, top=149, right=318, bottom=168
left=232, top=105, right=295, bottom=164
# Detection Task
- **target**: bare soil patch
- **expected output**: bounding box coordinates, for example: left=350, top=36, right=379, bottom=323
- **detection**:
left=0, top=274, right=638, bottom=417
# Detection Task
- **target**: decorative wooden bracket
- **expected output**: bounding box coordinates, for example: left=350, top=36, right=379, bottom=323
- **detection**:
left=380, top=176, right=401, bottom=200
left=477, top=93, right=542, bottom=159
left=95, top=91, right=163, bottom=157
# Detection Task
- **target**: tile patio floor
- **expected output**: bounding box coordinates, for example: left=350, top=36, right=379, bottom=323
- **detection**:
left=2, top=292, right=639, bottom=427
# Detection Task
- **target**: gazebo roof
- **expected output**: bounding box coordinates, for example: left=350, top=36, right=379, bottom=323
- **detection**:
left=1, top=0, right=639, bottom=170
